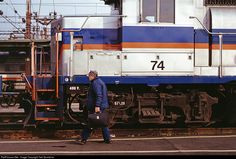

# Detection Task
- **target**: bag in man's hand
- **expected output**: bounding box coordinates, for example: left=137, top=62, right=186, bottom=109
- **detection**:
left=88, top=111, right=109, bottom=128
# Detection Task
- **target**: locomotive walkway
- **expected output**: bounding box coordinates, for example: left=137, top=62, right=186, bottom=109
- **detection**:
left=0, top=135, right=236, bottom=155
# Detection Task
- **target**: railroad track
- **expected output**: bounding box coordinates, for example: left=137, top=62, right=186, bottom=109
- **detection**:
left=0, top=112, right=235, bottom=140
left=0, top=113, right=26, bottom=127
left=1, top=127, right=236, bottom=140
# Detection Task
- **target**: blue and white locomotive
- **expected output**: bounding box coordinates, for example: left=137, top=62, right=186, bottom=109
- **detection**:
left=18, top=0, right=236, bottom=126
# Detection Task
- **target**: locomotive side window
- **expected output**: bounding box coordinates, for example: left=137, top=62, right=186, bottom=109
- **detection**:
left=140, top=0, right=175, bottom=23
left=73, top=36, right=83, bottom=51
left=0, top=51, right=26, bottom=73
left=141, top=0, right=157, bottom=22
left=160, top=0, right=175, bottom=23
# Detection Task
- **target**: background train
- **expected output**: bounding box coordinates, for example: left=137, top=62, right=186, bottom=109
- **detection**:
left=1, top=0, right=236, bottom=127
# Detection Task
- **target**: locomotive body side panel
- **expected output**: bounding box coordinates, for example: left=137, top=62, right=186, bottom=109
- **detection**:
left=55, top=0, right=236, bottom=80
left=210, top=7, right=236, bottom=70
left=121, top=51, right=193, bottom=76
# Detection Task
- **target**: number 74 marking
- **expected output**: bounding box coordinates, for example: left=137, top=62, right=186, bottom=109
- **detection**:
left=151, top=61, right=165, bottom=70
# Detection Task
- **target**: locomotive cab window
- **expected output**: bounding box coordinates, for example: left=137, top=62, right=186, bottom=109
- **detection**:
left=140, top=0, right=175, bottom=23
left=0, top=51, right=26, bottom=74
left=73, top=36, right=83, bottom=51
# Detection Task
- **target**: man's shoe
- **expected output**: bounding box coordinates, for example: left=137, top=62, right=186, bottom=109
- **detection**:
left=104, top=140, right=112, bottom=144
left=76, top=139, right=87, bottom=145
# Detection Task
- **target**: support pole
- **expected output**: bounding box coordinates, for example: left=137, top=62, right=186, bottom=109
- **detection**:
left=25, top=0, right=31, bottom=39
left=70, top=32, right=74, bottom=81
left=219, top=34, right=223, bottom=78
left=31, top=41, right=35, bottom=101
left=56, top=33, right=59, bottom=98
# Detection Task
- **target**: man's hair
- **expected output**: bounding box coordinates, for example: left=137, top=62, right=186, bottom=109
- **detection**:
left=88, top=70, right=98, bottom=77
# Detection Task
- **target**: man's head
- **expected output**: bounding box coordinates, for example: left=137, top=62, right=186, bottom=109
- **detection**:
left=88, top=70, right=98, bottom=81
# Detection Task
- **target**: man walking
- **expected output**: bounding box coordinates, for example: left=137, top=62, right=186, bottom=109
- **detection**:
left=78, top=70, right=111, bottom=145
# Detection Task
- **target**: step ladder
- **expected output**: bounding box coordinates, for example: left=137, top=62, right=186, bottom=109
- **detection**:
left=31, top=42, right=59, bottom=122
left=137, top=94, right=164, bottom=124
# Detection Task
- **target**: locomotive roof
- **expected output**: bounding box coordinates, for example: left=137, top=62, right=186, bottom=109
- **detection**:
left=0, top=39, right=50, bottom=48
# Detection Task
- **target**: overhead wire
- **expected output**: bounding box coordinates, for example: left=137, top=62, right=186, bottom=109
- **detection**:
left=6, top=0, right=23, bottom=19
left=38, top=0, right=42, bottom=16
left=0, top=20, right=23, bottom=24
left=52, top=0, right=55, bottom=13
left=0, top=14, right=29, bottom=39
left=0, top=0, right=109, bottom=39
left=7, top=2, right=107, bottom=8
left=0, top=15, right=25, bottom=32
left=1, top=0, right=25, bottom=32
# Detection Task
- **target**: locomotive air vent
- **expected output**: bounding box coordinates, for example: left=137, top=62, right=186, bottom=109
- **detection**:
left=204, top=0, right=236, bottom=6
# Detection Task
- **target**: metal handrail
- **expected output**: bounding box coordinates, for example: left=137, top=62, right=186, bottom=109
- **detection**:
left=56, top=33, right=59, bottom=98
left=31, top=42, right=36, bottom=100
left=189, top=16, right=236, bottom=35
left=63, top=15, right=127, bottom=18
left=21, top=73, right=32, bottom=90
left=60, top=14, right=127, bottom=33
left=189, top=16, right=236, bottom=78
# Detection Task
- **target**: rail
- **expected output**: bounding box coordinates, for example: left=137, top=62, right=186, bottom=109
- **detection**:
left=1, top=127, right=236, bottom=139
left=60, top=15, right=127, bottom=33
left=189, top=16, right=236, bottom=78
left=21, top=73, right=32, bottom=90
left=56, top=33, right=59, bottom=98
left=31, top=42, right=36, bottom=101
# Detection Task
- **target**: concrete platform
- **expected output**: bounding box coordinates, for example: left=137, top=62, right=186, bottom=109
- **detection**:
left=0, top=135, right=236, bottom=155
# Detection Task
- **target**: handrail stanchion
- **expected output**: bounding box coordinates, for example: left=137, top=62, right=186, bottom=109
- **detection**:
left=56, top=33, right=59, bottom=98
left=31, top=41, right=36, bottom=101
left=189, top=16, right=236, bottom=78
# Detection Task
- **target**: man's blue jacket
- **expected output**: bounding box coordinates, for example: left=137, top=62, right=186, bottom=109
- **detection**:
left=87, top=77, right=109, bottom=112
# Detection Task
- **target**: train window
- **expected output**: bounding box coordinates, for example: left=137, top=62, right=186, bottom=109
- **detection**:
left=140, top=0, right=175, bottom=23
left=73, top=36, right=83, bottom=51
left=141, top=0, right=157, bottom=22
left=160, top=0, right=175, bottom=23
left=0, top=51, right=27, bottom=73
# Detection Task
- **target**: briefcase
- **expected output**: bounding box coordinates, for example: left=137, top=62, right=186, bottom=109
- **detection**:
left=88, top=111, right=109, bottom=128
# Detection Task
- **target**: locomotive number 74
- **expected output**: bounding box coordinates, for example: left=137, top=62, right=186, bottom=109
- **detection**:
left=151, top=61, right=165, bottom=70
